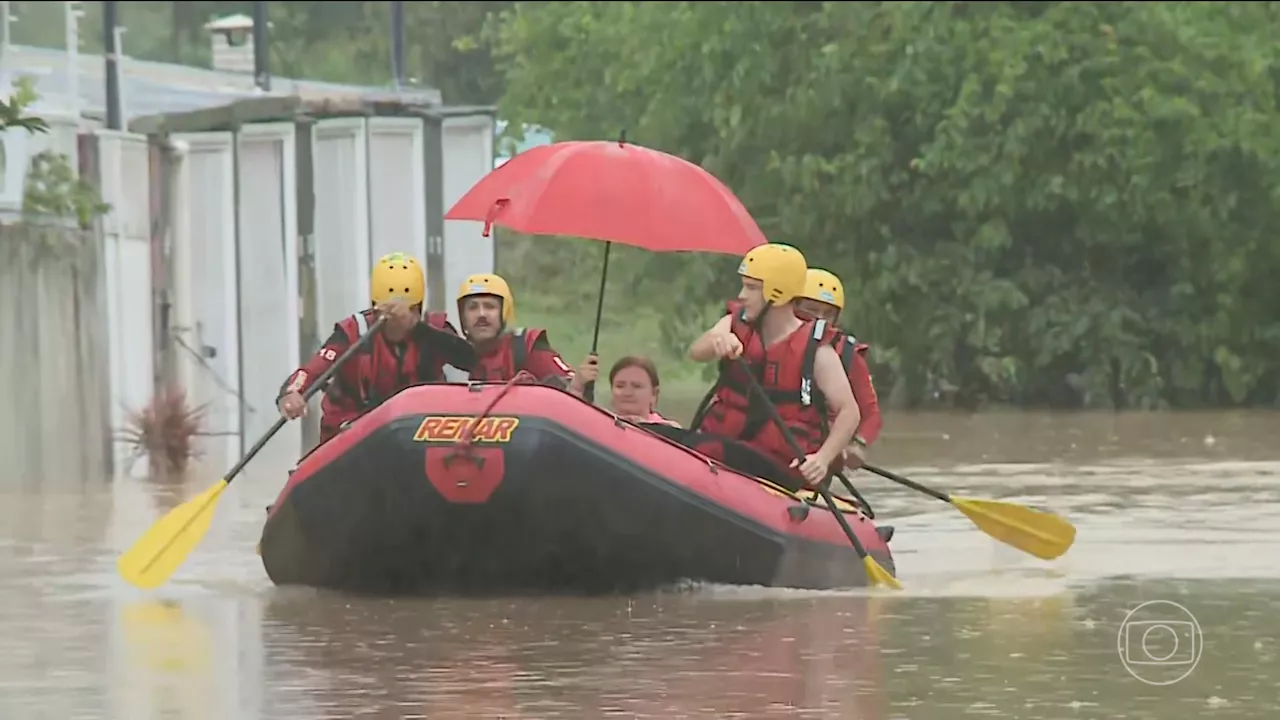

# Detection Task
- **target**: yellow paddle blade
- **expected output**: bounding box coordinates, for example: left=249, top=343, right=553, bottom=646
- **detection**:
left=952, top=496, right=1077, bottom=561
left=117, top=479, right=229, bottom=590
left=864, top=556, right=902, bottom=590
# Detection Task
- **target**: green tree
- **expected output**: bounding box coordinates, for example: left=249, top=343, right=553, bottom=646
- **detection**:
left=489, top=1, right=1280, bottom=410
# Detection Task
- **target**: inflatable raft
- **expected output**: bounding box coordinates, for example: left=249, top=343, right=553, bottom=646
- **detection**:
left=259, top=382, right=895, bottom=595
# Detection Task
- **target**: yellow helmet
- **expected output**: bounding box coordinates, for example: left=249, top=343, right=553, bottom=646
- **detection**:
left=371, top=252, right=425, bottom=306
left=802, top=268, right=845, bottom=310
left=737, top=243, right=808, bottom=305
left=456, top=273, right=515, bottom=326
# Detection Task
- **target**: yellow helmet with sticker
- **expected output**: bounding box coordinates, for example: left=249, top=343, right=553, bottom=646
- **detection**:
left=802, top=268, right=845, bottom=310
left=737, top=243, right=808, bottom=305
left=456, top=273, right=515, bottom=326
left=371, top=252, right=425, bottom=306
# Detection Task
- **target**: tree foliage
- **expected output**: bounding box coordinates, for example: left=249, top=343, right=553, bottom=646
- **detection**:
left=10, top=1, right=1278, bottom=409
left=0, top=76, right=49, bottom=134
left=490, top=1, right=1280, bottom=409
left=4, top=0, right=509, bottom=105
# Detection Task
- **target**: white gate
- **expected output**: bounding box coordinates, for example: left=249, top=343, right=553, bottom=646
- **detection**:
left=170, top=131, right=243, bottom=471
left=311, top=118, right=371, bottom=334
left=95, top=130, right=155, bottom=477
left=441, top=114, right=496, bottom=329
left=368, top=117, right=427, bottom=270
left=234, top=123, right=300, bottom=471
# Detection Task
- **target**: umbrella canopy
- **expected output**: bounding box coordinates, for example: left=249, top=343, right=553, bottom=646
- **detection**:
left=445, top=140, right=766, bottom=255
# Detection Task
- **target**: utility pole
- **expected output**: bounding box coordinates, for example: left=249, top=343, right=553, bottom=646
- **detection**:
left=390, top=0, right=405, bottom=90
left=103, top=1, right=121, bottom=129
left=251, top=1, right=270, bottom=91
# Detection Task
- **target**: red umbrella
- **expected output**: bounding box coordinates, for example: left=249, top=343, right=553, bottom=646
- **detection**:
left=445, top=138, right=766, bottom=401
left=445, top=140, right=766, bottom=255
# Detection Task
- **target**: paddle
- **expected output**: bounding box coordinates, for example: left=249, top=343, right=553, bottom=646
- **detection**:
left=861, top=463, right=1076, bottom=561
left=733, top=358, right=901, bottom=590
left=117, top=315, right=388, bottom=590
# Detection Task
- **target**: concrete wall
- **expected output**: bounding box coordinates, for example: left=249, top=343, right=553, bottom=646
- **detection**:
left=0, top=222, right=112, bottom=489
left=0, top=117, right=135, bottom=489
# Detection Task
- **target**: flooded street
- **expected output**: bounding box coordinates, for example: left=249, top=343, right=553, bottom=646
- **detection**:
left=1, top=411, right=1277, bottom=719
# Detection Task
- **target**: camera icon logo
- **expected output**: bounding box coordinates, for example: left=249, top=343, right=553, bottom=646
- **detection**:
left=1117, top=599, right=1203, bottom=685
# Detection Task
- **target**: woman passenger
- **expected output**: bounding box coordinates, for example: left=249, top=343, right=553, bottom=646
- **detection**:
left=607, top=356, right=681, bottom=427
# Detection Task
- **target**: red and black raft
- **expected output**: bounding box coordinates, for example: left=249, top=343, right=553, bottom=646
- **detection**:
left=259, top=382, right=895, bottom=596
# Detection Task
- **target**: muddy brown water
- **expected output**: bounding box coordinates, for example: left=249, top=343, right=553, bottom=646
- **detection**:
left=1, top=411, right=1277, bottom=719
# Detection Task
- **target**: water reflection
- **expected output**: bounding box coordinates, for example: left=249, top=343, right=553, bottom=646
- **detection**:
left=114, top=601, right=214, bottom=719
left=261, top=591, right=889, bottom=719
left=0, top=410, right=1277, bottom=719
left=109, top=598, right=264, bottom=720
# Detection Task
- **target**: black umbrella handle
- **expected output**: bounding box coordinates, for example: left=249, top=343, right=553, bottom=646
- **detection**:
left=583, top=241, right=612, bottom=403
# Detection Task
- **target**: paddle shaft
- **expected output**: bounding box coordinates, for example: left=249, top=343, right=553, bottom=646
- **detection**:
left=223, top=314, right=387, bottom=485
left=863, top=463, right=950, bottom=503
left=732, top=358, right=874, bottom=557
left=583, top=241, right=612, bottom=403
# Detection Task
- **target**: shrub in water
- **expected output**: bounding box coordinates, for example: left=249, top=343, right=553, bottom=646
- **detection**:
left=121, top=387, right=209, bottom=477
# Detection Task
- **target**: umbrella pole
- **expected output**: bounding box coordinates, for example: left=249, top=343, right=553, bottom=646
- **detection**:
left=583, top=241, right=612, bottom=403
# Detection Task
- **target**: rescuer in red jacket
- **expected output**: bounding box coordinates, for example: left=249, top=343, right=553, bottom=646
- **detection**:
left=794, top=268, right=883, bottom=468
left=689, top=243, right=862, bottom=488
left=276, top=252, right=476, bottom=444
left=454, top=273, right=598, bottom=396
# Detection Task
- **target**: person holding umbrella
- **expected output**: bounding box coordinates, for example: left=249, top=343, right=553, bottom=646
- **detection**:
left=455, top=273, right=600, bottom=395
left=794, top=268, right=883, bottom=468
left=688, top=243, right=862, bottom=489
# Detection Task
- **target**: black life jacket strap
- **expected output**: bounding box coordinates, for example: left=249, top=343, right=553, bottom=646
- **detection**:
left=512, top=327, right=528, bottom=374
left=348, top=311, right=374, bottom=407
left=834, top=331, right=859, bottom=372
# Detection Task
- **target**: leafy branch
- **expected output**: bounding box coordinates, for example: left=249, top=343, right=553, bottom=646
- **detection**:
left=0, top=76, right=50, bottom=134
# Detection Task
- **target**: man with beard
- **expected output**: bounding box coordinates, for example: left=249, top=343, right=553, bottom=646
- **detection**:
left=455, top=273, right=598, bottom=396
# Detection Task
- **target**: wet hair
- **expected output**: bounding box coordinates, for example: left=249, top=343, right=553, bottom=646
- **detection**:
left=608, top=355, right=661, bottom=388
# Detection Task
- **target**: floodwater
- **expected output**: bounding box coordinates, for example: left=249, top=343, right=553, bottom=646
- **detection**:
left=1, top=410, right=1277, bottom=719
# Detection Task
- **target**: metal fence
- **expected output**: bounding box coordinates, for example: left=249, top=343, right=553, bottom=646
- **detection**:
left=0, top=221, right=112, bottom=489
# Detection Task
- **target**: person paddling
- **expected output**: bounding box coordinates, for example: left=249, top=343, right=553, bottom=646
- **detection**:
left=455, top=273, right=599, bottom=395
left=687, top=243, right=862, bottom=490
left=275, top=252, right=475, bottom=446
left=794, top=268, right=883, bottom=468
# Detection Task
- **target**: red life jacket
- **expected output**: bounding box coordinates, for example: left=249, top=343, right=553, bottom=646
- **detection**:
left=826, top=329, right=882, bottom=447
left=745, top=296, right=872, bottom=422
left=698, top=313, right=839, bottom=464
left=321, top=309, right=456, bottom=437
left=469, top=328, right=546, bottom=381
left=830, top=330, right=870, bottom=406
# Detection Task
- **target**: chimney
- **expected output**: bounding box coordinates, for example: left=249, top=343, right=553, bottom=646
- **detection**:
left=203, top=13, right=255, bottom=74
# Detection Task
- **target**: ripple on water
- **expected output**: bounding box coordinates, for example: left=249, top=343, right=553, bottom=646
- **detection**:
left=1, top=411, right=1278, bottom=718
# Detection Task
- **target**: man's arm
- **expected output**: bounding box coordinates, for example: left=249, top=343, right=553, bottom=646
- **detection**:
left=689, top=314, right=734, bottom=363
left=278, top=326, right=351, bottom=401
left=415, top=322, right=479, bottom=372
left=525, top=334, right=583, bottom=394
left=848, top=347, right=882, bottom=447
left=812, top=344, right=862, bottom=465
